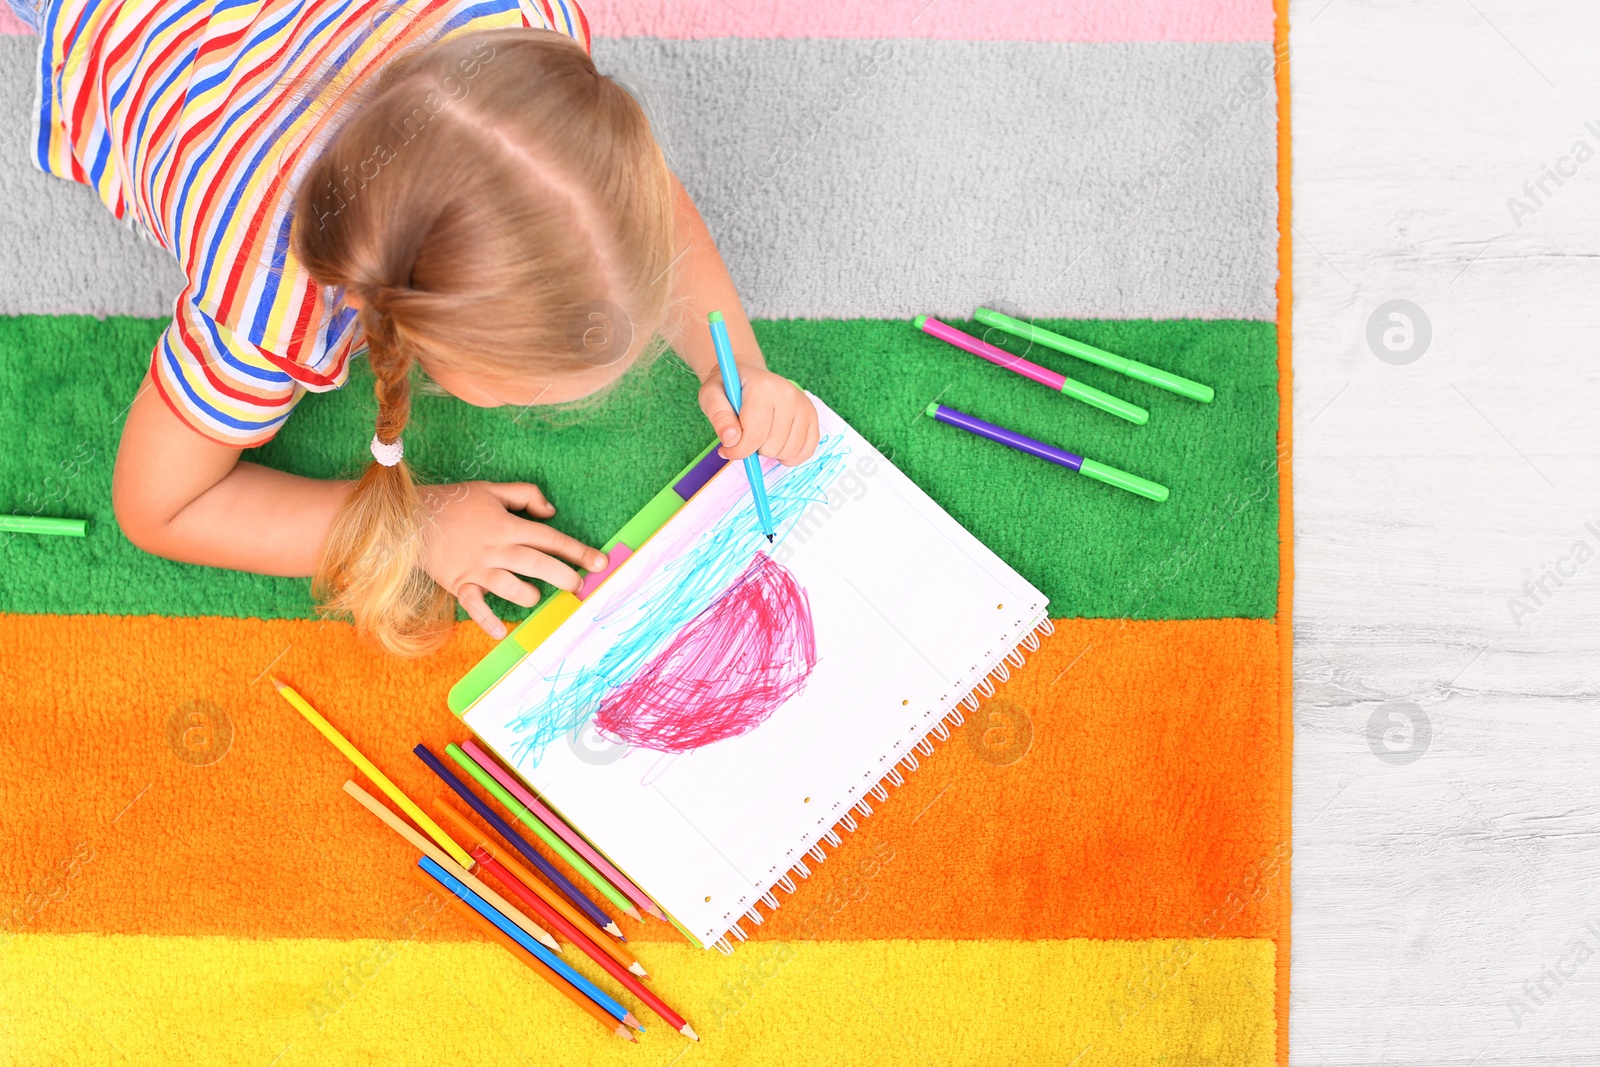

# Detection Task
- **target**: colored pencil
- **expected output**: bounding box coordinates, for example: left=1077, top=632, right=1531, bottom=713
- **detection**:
left=924, top=402, right=1170, bottom=503
left=447, top=743, right=640, bottom=920
left=974, top=306, right=1215, bottom=403
left=707, top=310, right=775, bottom=542
left=460, top=740, right=666, bottom=922
left=408, top=866, right=635, bottom=1042
left=341, top=780, right=560, bottom=953
left=915, top=315, right=1148, bottom=425
left=471, top=844, right=691, bottom=1040
left=413, top=743, right=620, bottom=937
left=418, top=856, right=639, bottom=1030
left=430, top=797, right=647, bottom=977
left=271, top=678, right=474, bottom=868
left=0, top=515, right=86, bottom=536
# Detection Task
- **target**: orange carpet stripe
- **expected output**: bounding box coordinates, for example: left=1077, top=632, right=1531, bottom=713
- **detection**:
left=0, top=614, right=1282, bottom=945
left=1273, top=0, right=1295, bottom=1061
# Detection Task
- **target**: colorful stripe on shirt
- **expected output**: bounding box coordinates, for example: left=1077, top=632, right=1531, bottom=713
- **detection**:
left=31, top=0, right=589, bottom=445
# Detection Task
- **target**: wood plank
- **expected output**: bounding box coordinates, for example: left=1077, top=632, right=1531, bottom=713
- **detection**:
left=1291, top=0, right=1600, bottom=1061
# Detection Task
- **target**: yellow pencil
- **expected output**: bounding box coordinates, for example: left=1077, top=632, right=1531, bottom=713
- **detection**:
left=270, top=677, right=474, bottom=869
left=342, top=781, right=561, bottom=953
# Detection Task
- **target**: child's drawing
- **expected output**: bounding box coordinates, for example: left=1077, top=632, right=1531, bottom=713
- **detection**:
left=503, top=435, right=851, bottom=766
left=595, top=552, right=816, bottom=753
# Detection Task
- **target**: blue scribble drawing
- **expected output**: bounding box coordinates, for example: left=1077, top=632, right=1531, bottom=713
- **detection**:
left=505, top=435, right=852, bottom=766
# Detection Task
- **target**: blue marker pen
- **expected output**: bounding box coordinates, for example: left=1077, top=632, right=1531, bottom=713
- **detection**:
left=707, top=310, right=776, bottom=542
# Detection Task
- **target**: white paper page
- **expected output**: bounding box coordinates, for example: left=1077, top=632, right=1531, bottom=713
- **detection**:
left=466, top=396, right=1047, bottom=946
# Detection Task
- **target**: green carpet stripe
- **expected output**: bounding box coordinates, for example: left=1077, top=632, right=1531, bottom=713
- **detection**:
left=0, top=315, right=1277, bottom=620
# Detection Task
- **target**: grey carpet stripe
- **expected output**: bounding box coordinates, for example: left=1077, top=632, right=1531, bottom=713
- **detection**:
left=0, top=37, right=185, bottom=317
left=1, top=34, right=1277, bottom=320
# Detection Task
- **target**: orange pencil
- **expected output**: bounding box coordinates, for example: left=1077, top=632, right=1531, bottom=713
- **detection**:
left=408, top=866, right=635, bottom=1042
left=342, top=780, right=560, bottom=953
left=431, top=796, right=647, bottom=977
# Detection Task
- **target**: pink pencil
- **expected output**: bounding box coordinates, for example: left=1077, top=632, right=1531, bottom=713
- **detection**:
left=461, top=740, right=669, bottom=922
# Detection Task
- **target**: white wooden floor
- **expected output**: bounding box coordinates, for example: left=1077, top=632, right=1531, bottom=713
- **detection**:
left=1291, top=1, right=1600, bottom=1063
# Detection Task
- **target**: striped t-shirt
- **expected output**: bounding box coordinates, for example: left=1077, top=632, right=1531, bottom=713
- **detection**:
left=31, top=0, right=590, bottom=446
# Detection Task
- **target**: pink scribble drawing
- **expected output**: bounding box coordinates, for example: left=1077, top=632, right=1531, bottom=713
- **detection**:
left=594, top=553, right=817, bottom=753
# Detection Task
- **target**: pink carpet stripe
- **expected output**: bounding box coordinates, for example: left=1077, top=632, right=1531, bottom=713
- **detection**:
left=3, top=2, right=1276, bottom=40
left=582, top=0, right=1272, bottom=42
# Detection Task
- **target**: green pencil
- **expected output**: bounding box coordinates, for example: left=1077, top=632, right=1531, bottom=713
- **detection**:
left=445, top=743, right=642, bottom=920
left=0, top=515, right=86, bottom=536
left=974, top=307, right=1215, bottom=403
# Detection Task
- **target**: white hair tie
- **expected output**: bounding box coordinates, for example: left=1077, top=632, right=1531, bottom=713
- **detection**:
left=370, top=435, right=404, bottom=467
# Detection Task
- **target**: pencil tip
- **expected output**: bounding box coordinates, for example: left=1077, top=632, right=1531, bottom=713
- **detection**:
left=624, top=1012, right=644, bottom=1030
left=605, top=922, right=623, bottom=938
left=622, top=904, right=642, bottom=920
left=629, top=962, right=648, bottom=977
left=681, top=1024, right=699, bottom=1041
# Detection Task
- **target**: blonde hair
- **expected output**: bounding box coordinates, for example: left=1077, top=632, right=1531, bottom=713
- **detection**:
left=292, top=27, right=676, bottom=657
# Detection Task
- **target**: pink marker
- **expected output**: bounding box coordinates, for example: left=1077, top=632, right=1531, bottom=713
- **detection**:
left=460, top=740, right=669, bottom=922
left=914, top=316, right=1148, bottom=425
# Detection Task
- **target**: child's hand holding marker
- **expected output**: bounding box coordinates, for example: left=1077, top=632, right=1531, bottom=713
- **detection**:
left=698, top=365, right=820, bottom=467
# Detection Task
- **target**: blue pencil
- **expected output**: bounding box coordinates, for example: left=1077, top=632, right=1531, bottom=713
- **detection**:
left=707, top=310, right=776, bottom=542
left=412, top=743, right=620, bottom=937
left=417, top=856, right=638, bottom=1028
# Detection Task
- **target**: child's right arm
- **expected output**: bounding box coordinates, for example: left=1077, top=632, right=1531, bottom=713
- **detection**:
left=113, top=373, right=354, bottom=576
left=113, top=373, right=607, bottom=636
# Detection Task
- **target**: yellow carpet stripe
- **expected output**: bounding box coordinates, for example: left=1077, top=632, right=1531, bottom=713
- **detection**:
left=0, top=935, right=1275, bottom=1066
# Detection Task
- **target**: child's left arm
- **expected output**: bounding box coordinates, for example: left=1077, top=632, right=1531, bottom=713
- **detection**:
left=661, top=174, right=819, bottom=466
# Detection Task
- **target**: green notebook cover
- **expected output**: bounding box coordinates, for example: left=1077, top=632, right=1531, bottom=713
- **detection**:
left=448, top=440, right=721, bottom=716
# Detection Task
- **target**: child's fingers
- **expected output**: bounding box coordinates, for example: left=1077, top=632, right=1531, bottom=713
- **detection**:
left=798, top=419, right=820, bottom=462
left=482, top=569, right=543, bottom=609
left=510, top=519, right=608, bottom=573
left=501, top=546, right=584, bottom=594
left=699, top=382, right=742, bottom=448
left=724, top=403, right=773, bottom=462
left=775, top=415, right=813, bottom=465
left=485, top=481, right=557, bottom=518
left=457, top=584, right=508, bottom=641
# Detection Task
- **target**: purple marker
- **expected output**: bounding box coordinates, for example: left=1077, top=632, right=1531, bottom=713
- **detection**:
left=924, top=402, right=1169, bottom=502
left=915, top=316, right=1148, bottom=425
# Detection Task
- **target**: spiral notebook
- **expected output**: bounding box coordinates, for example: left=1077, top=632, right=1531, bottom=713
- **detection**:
left=449, top=395, right=1049, bottom=951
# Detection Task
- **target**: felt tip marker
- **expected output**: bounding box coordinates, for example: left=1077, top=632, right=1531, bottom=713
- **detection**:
left=973, top=307, right=1215, bottom=403
left=924, top=402, right=1169, bottom=502
left=915, top=316, right=1148, bottom=425
left=708, top=310, right=776, bottom=542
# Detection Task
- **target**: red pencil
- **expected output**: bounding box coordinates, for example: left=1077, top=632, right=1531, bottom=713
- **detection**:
left=475, top=845, right=698, bottom=1040
left=408, top=866, right=634, bottom=1042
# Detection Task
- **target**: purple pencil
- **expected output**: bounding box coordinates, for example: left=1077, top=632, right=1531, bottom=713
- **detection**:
left=924, top=402, right=1169, bottom=502
left=412, top=743, right=621, bottom=937
left=462, top=740, right=668, bottom=922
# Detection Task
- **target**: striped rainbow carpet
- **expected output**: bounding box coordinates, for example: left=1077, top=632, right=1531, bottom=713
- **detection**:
left=0, top=2, right=1293, bottom=1064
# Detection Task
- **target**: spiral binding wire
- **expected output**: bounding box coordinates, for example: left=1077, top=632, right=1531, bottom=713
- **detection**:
left=711, top=613, right=1054, bottom=952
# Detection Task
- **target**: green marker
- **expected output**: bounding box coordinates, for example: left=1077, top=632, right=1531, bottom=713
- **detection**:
left=0, top=515, right=86, bottom=536
left=974, top=308, right=1215, bottom=403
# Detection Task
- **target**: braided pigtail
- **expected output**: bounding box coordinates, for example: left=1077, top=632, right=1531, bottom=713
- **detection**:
left=292, top=27, right=677, bottom=657
left=313, top=289, right=454, bottom=657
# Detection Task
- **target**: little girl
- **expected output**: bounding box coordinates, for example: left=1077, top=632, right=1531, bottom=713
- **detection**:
left=10, top=0, right=819, bottom=655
